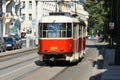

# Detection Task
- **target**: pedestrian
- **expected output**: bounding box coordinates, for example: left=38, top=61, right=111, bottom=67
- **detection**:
left=96, top=34, right=99, bottom=41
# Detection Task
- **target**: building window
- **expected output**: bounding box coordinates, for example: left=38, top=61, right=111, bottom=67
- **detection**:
left=29, top=1, right=32, bottom=9
left=29, top=14, right=32, bottom=20
left=22, top=14, right=25, bottom=20
left=0, top=2, right=2, bottom=6
left=22, top=1, right=25, bottom=8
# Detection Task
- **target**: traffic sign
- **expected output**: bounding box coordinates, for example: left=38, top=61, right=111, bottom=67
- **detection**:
left=109, top=22, right=115, bottom=30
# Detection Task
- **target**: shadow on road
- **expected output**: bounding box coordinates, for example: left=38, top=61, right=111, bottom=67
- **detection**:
left=86, top=41, right=106, bottom=80
left=34, top=60, right=81, bottom=67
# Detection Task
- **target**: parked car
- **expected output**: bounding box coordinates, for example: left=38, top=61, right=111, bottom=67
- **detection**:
left=98, top=34, right=105, bottom=42
left=3, top=37, right=17, bottom=50
left=9, top=35, right=22, bottom=49
left=0, top=37, right=6, bottom=52
left=14, top=36, right=22, bottom=49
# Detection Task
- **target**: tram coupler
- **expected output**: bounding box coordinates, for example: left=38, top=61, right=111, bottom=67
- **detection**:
left=50, top=57, right=55, bottom=61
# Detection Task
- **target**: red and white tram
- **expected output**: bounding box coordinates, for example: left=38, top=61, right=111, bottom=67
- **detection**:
left=37, top=13, right=86, bottom=62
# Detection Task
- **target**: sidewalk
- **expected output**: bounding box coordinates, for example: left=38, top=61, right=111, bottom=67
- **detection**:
left=101, top=49, right=120, bottom=80
left=0, top=46, right=37, bottom=57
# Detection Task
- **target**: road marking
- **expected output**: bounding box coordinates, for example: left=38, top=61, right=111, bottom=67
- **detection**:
left=0, top=63, right=34, bottom=78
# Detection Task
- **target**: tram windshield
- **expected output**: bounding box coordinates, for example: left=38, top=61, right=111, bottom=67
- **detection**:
left=39, top=23, right=72, bottom=38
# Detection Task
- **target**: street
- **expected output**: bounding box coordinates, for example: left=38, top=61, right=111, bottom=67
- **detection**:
left=0, top=40, right=105, bottom=80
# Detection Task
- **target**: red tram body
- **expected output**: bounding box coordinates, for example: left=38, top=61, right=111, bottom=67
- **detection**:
left=38, top=13, right=86, bottom=62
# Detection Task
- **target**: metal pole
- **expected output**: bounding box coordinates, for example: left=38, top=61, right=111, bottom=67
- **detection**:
left=110, top=0, right=113, bottom=47
left=115, top=0, right=120, bottom=65
left=75, top=0, right=77, bottom=14
left=26, top=28, right=30, bottom=48
left=55, top=0, right=57, bottom=12
left=0, top=20, right=1, bottom=37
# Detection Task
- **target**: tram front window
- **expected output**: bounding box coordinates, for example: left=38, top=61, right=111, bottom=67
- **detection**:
left=39, top=23, right=72, bottom=38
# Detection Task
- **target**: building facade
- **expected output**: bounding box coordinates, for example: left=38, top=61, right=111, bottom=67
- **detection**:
left=0, top=0, right=2, bottom=37
left=1, top=0, right=22, bottom=37
left=20, top=0, right=58, bottom=39
left=20, top=0, right=37, bottom=38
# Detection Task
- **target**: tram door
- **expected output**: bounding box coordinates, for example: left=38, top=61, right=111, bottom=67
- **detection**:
left=73, top=23, right=77, bottom=53
left=73, top=23, right=79, bottom=60
left=73, top=23, right=79, bottom=53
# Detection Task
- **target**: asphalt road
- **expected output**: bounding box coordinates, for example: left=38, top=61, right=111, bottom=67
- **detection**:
left=0, top=39, right=105, bottom=80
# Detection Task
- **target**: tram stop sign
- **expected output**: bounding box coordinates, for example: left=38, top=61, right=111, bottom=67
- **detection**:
left=109, top=22, right=115, bottom=30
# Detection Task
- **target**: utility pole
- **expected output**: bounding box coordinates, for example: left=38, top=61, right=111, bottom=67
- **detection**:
left=115, top=0, right=120, bottom=65
left=55, top=0, right=57, bottom=12
left=109, top=0, right=114, bottom=47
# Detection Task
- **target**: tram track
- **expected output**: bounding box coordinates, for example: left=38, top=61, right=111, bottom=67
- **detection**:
left=0, top=57, right=45, bottom=80
left=0, top=56, right=38, bottom=70
left=13, top=64, right=45, bottom=80
left=0, top=62, right=45, bottom=80
left=0, top=48, right=70, bottom=80
left=50, top=67, right=69, bottom=80
left=0, top=50, right=38, bottom=69
left=0, top=49, right=47, bottom=80
left=0, top=50, right=37, bottom=62
left=17, top=51, right=87, bottom=80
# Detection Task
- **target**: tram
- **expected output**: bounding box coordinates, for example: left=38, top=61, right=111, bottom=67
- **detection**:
left=37, top=12, right=86, bottom=62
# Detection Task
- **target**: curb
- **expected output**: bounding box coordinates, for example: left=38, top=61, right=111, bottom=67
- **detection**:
left=0, top=47, right=38, bottom=58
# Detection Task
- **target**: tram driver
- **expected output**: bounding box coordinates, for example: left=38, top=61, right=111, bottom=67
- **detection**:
left=47, top=23, right=60, bottom=38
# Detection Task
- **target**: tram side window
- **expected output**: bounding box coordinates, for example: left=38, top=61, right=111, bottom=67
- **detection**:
left=83, top=26, right=86, bottom=37
left=39, top=23, right=42, bottom=38
left=67, top=23, right=72, bottom=37
left=60, top=23, right=66, bottom=37
left=79, top=26, right=82, bottom=37
left=39, top=23, right=48, bottom=38
left=43, top=24, right=47, bottom=37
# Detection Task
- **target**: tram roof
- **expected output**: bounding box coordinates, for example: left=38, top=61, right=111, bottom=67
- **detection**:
left=39, top=15, right=79, bottom=23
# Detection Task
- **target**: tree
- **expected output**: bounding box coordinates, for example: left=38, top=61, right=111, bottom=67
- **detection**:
left=84, top=0, right=110, bottom=35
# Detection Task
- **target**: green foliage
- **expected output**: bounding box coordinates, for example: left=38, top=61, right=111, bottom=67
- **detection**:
left=84, top=0, right=110, bottom=35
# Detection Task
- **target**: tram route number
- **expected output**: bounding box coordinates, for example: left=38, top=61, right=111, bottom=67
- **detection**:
left=50, top=46, right=58, bottom=50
